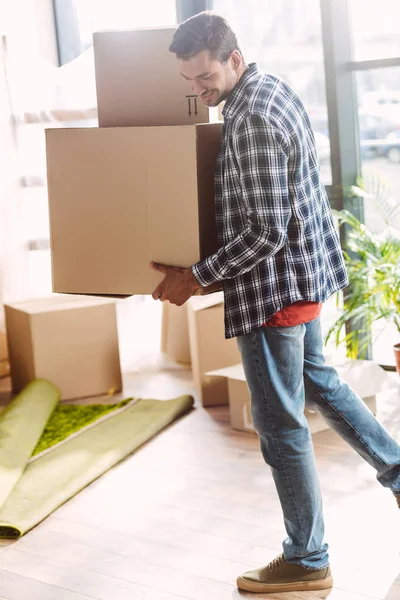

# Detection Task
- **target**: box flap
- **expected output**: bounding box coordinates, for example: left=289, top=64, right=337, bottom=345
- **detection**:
left=332, top=359, right=397, bottom=397
left=206, top=362, right=245, bottom=381
left=207, top=359, right=397, bottom=397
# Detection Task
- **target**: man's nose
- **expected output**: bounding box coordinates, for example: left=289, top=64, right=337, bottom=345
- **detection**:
left=191, top=81, right=206, bottom=97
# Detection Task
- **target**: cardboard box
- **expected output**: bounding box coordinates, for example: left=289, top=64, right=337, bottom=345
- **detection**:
left=4, top=295, right=122, bottom=400
left=161, top=303, right=191, bottom=364
left=46, top=124, right=221, bottom=296
left=187, top=293, right=241, bottom=407
left=207, top=360, right=395, bottom=434
left=0, top=329, right=7, bottom=361
left=0, top=328, right=9, bottom=378
left=93, top=28, right=218, bottom=127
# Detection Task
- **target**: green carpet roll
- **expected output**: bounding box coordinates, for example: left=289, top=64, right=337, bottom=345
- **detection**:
left=0, top=379, right=60, bottom=510
left=0, top=394, right=194, bottom=538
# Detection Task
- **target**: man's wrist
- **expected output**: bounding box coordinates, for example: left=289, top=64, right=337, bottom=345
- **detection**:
left=187, top=267, right=202, bottom=294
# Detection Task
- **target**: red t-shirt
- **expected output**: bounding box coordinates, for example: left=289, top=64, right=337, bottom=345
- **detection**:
left=263, top=301, right=321, bottom=328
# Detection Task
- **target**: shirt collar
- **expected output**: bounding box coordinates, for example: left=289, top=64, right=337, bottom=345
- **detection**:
left=222, top=63, right=260, bottom=119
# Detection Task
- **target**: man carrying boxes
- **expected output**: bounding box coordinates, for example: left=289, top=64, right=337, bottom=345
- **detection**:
left=45, top=11, right=400, bottom=596
left=147, top=12, right=400, bottom=595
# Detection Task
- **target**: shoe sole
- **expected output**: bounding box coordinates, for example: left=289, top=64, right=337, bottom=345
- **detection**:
left=236, top=574, right=334, bottom=593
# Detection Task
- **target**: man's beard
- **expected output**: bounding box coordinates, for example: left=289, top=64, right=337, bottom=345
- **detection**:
left=201, top=89, right=226, bottom=107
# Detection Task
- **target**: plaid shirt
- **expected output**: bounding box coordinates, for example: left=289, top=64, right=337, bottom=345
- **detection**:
left=192, top=63, right=348, bottom=339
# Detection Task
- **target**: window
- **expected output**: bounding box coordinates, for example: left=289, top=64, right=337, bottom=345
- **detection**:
left=355, top=67, right=400, bottom=367
left=74, top=0, right=177, bottom=52
left=357, top=67, right=400, bottom=214
left=350, top=0, right=400, bottom=61
left=213, top=0, right=332, bottom=183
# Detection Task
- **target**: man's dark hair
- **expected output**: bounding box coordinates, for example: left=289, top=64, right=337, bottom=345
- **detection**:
left=169, top=11, right=242, bottom=62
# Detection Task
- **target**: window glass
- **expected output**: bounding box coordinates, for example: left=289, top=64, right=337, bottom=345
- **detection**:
left=74, top=0, right=177, bottom=51
left=213, top=0, right=332, bottom=183
left=350, top=0, right=400, bottom=61
left=357, top=67, right=400, bottom=223
left=356, top=67, right=400, bottom=366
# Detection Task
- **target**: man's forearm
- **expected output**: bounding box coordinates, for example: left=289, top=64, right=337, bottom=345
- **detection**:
left=192, top=224, right=287, bottom=287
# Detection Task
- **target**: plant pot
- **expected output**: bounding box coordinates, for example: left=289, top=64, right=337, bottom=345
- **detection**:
left=394, top=343, right=400, bottom=375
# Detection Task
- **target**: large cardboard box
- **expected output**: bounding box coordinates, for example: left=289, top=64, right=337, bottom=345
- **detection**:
left=4, top=295, right=122, bottom=400
left=46, top=124, right=221, bottom=296
left=161, top=303, right=191, bottom=364
left=207, top=360, right=396, bottom=434
left=93, top=28, right=218, bottom=127
left=187, top=293, right=241, bottom=407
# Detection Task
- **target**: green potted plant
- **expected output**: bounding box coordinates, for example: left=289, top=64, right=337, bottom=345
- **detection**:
left=326, top=176, right=400, bottom=372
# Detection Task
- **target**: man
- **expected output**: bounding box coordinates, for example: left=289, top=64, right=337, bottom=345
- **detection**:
left=151, top=11, right=400, bottom=595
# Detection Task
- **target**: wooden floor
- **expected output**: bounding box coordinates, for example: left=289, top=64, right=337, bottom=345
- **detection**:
left=0, top=353, right=399, bottom=600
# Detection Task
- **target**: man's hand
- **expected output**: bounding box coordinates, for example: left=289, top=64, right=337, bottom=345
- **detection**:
left=150, top=262, right=202, bottom=306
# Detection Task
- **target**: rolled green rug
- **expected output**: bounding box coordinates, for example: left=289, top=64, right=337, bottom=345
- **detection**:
left=0, top=389, right=194, bottom=539
left=0, top=379, right=60, bottom=510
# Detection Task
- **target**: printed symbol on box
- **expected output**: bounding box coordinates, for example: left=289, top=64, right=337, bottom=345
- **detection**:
left=186, top=95, right=198, bottom=117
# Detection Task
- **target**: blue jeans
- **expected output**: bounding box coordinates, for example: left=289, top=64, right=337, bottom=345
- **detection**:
left=237, top=317, right=400, bottom=569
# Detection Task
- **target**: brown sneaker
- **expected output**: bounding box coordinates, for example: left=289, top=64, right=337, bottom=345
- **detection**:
left=237, top=553, right=333, bottom=593
left=395, top=494, right=400, bottom=509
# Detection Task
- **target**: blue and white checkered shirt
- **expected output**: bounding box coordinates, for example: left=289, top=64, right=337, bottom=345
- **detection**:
left=192, top=63, right=348, bottom=339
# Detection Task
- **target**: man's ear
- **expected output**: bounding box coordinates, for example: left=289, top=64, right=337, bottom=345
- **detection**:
left=230, top=50, right=242, bottom=72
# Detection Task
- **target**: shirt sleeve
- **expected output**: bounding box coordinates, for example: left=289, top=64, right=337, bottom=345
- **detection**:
left=192, top=113, right=291, bottom=287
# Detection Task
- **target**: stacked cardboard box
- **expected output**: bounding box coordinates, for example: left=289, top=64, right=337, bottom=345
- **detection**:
left=46, top=28, right=222, bottom=297
left=93, top=28, right=217, bottom=128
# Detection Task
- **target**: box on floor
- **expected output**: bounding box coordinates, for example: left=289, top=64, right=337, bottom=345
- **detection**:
left=0, top=328, right=9, bottom=377
left=0, top=328, right=7, bottom=361
left=93, top=28, right=219, bottom=127
left=161, top=303, right=191, bottom=365
left=46, top=123, right=222, bottom=297
left=4, top=295, right=122, bottom=400
left=207, top=360, right=396, bottom=434
left=187, top=292, right=241, bottom=407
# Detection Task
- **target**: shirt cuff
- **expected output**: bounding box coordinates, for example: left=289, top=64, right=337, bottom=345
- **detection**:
left=191, top=255, right=223, bottom=287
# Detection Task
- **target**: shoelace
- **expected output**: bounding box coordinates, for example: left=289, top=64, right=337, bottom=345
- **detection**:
left=267, top=554, right=287, bottom=571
